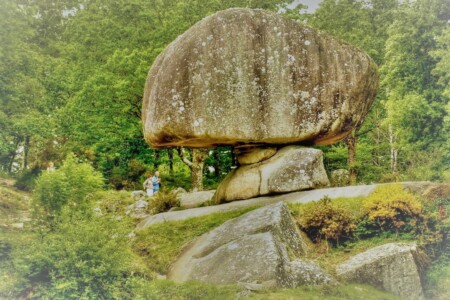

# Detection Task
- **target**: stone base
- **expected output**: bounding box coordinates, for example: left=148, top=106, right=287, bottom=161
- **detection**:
left=213, top=146, right=330, bottom=203
left=336, top=243, right=425, bottom=300
left=168, top=203, right=335, bottom=287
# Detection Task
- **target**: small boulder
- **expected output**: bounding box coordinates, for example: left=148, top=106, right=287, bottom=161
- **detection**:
left=168, top=202, right=334, bottom=287
left=237, top=147, right=278, bottom=165
left=131, top=190, right=147, bottom=200
left=336, top=243, right=425, bottom=300
left=179, top=190, right=215, bottom=208
left=330, top=169, right=350, bottom=187
left=126, top=200, right=149, bottom=219
left=213, top=146, right=329, bottom=203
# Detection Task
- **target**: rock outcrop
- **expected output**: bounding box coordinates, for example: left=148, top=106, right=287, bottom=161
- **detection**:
left=336, top=243, right=425, bottom=300
left=142, top=8, right=379, bottom=149
left=168, top=203, right=336, bottom=287
left=213, top=146, right=329, bottom=203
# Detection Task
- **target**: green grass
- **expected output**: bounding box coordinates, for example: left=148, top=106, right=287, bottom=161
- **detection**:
left=133, top=206, right=260, bottom=274
left=91, top=189, right=136, bottom=215
left=425, top=257, right=450, bottom=300
left=288, top=196, right=366, bottom=220
left=248, top=283, right=402, bottom=300
left=0, top=186, right=30, bottom=221
left=130, top=279, right=239, bottom=300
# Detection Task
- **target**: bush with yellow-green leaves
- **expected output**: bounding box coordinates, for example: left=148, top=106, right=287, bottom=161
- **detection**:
left=300, top=196, right=356, bottom=245
left=362, top=184, right=423, bottom=234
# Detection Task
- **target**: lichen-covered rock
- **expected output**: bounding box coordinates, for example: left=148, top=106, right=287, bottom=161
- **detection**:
left=336, top=243, right=425, bottom=300
left=168, top=202, right=334, bottom=287
left=213, top=146, right=329, bottom=203
left=142, top=8, right=379, bottom=149
left=286, top=260, right=337, bottom=287
left=330, top=169, right=350, bottom=187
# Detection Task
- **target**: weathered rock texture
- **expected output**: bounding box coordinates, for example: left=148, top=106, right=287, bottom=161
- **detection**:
left=336, top=243, right=425, bottom=300
left=330, top=169, right=350, bottom=187
left=179, top=190, right=215, bottom=208
left=142, top=8, right=379, bottom=148
left=237, top=147, right=277, bottom=165
left=213, top=146, right=329, bottom=203
left=168, top=202, right=335, bottom=287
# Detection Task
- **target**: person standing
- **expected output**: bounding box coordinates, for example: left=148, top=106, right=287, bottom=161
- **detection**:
left=152, top=171, right=161, bottom=194
left=143, top=175, right=154, bottom=196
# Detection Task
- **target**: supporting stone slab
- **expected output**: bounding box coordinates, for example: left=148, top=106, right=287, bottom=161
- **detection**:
left=213, top=146, right=330, bottom=203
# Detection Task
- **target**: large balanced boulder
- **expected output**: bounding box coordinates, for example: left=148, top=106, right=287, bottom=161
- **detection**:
left=168, top=202, right=335, bottom=287
left=213, top=146, right=329, bottom=203
left=142, top=8, right=379, bottom=148
left=336, top=243, right=425, bottom=300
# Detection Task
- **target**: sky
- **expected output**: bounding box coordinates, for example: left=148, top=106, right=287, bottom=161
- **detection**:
left=288, top=0, right=324, bottom=13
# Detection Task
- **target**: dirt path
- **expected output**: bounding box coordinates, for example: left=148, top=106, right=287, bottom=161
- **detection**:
left=137, top=182, right=433, bottom=229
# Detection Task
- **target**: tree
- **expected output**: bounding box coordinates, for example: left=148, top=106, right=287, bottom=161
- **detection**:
left=177, top=148, right=209, bottom=191
left=381, top=0, right=449, bottom=180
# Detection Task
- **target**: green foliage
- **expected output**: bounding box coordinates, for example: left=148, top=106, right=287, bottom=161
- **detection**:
left=33, top=154, right=103, bottom=225
left=299, top=196, right=357, bottom=245
left=425, top=259, right=450, bottom=300
left=362, top=184, right=423, bottom=233
left=11, top=208, right=149, bottom=299
left=0, top=186, right=29, bottom=220
left=148, top=190, right=181, bottom=214
left=133, top=207, right=259, bottom=274
left=13, top=167, right=42, bottom=191
left=93, top=189, right=136, bottom=215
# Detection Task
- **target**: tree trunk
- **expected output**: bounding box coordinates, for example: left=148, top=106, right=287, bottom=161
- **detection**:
left=154, top=150, right=160, bottom=169
left=176, top=147, right=208, bottom=191
left=23, top=136, right=30, bottom=170
left=231, top=146, right=238, bottom=167
left=388, top=124, right=398, bottom=174
left=345, top=131, right=357, bottom=185
left=167, top=148, right=174, bottom=175
left=7, top=138, right=20, bottom=173
left=191, top=149, right=208, bottom=191
left=213, top=148, right=221, bottom=178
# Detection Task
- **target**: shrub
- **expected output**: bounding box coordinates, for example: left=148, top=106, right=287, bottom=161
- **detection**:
left=362, top=184, right=423, bottom=234
left=14, top=167, right=41, bottom=191
left=300, top=196, right=356, bottom=245
left=12, top=208, right=150, bottom=299
left=148, top=190, right=181, bottom=214
left=33, top=153, right=104, bottom=225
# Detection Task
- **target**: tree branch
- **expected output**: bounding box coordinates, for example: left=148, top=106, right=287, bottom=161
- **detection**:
left=176, top=147, right=194, bottom=168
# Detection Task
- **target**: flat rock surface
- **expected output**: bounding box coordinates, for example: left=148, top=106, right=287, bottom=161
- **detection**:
left=136, top=182, right=434, bottom=229
left=142, top=8, right=379, bottom=148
